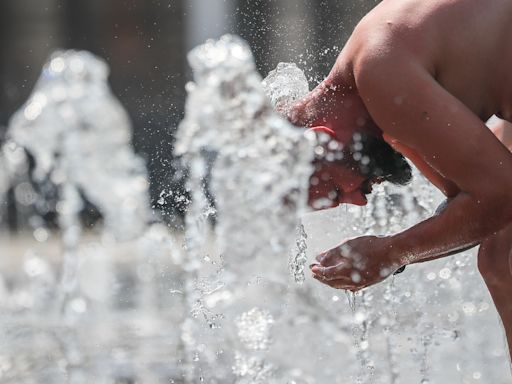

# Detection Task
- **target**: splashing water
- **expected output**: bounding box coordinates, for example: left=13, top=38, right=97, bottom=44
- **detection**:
left=7, top=50, right=152, bottom=320
left=236, top=307, right=274, bottom=350
left=234, top=305, right=275, bottom=384
left=176, top=35, right=313, bottom=267
left=260, top=62, right=312, bottom=284
left=232, top=352, right=275, bottom=384
left=176, top=34, right=314, bottom=382
left=261, top=62, right=309, bottom=116
left=3, top=51, right=155, bottom=382
left=289, top=223, right=309, bottom=283
left=13, top=50, right=191, bottom=383
left=7, top=50, right=151, bottom=240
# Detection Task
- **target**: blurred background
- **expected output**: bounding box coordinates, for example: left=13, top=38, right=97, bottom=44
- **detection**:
left=0, top=0, right=378, bottom=231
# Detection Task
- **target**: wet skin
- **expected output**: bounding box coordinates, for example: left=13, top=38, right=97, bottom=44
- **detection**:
left=289, top=0, right=512, bottom=358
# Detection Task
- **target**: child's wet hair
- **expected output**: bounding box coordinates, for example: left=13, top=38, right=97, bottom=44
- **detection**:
left=349, top=133, right=412, bottom=186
